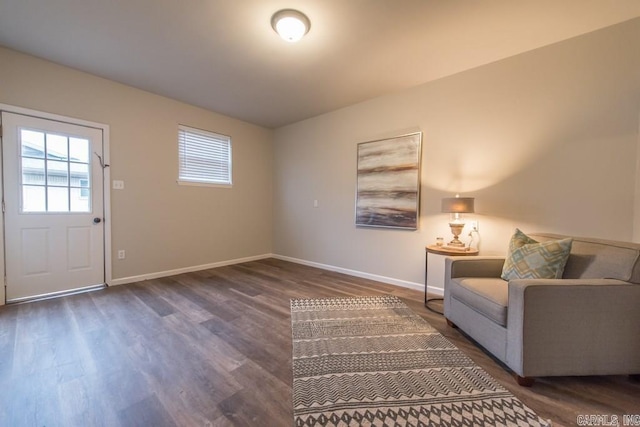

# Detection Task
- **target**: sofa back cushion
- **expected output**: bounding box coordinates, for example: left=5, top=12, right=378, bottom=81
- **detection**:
left=530, top=233, right=640, bottom=283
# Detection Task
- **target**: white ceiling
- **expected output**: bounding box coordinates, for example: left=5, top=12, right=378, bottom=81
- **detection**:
left=1, top=0, right=639, bottom=128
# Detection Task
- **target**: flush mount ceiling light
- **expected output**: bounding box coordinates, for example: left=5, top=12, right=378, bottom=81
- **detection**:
left=271, top=9, right=310, bottom=43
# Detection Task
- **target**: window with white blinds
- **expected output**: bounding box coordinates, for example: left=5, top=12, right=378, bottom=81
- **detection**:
left=178, top=125, right=232, bottom=187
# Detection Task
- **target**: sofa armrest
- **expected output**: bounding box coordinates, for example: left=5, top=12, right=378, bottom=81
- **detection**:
left=445, top=256, right=505, bottom=279
left=506, top=278, right=640, bottom=377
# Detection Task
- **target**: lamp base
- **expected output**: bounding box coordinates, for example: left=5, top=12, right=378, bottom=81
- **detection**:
left=448, top=223, right=466, bottom=247
left=447, top=239, right=465, bottom=247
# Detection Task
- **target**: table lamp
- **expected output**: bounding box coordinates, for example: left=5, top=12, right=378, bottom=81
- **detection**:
left=441, top=195, right=474, bottom=248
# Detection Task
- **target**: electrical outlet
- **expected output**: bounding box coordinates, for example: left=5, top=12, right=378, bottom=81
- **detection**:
left=117, top=249, right=126, bottom=260
left=470, top=221, right=479, bottom=231
left=112, top=180, right=125, bottom=190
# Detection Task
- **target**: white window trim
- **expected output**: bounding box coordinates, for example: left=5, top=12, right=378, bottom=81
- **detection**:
left=177, top=180, right=232, bottom=189
left=177, top=125, right=232, bottom=188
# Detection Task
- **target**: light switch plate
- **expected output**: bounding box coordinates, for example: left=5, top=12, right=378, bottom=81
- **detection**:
left=112, top=180, right=125, bottom=190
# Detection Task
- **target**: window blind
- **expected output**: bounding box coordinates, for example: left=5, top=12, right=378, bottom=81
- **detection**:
left=178, top=125, right=232, bottom=186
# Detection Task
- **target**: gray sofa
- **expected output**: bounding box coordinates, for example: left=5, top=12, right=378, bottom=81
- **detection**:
left=444, top=233, right=640, bottom=386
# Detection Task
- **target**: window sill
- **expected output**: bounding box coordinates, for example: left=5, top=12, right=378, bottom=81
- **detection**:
left=177, top=180, right=232, bottom=189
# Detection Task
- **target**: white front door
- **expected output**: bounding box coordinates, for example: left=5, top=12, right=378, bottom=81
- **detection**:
left=2, top=112, right=105, bottom=302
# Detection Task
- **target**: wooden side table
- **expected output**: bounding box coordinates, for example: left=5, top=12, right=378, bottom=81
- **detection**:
left=425, top=245, right=478, bottom=311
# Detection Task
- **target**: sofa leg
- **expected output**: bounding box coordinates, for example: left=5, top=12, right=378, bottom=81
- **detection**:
left=515, top=375, right=535, bottom=387
left=445, top=318, right=458, bottom=329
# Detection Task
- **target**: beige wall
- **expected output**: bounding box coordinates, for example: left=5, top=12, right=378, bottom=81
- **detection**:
left=2, top=19, right=639, bottom=293
left=0, top=46, right=273, bottom=282
left=273, top=19, right=640, bottom=287
left=635, top=109, right=640, bottom=242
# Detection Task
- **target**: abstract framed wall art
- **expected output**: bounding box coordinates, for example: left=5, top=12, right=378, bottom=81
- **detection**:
left=355, top=132, right=422, bottom=229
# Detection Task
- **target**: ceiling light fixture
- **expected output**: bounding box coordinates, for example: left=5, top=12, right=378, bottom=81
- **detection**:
left=271, top=9, right=310, bottom=43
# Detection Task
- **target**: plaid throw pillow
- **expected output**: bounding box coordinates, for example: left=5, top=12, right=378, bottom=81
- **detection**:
left=501, top=229, right=573, bottom=280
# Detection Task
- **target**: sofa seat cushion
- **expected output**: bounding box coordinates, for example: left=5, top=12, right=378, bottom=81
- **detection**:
left=450, top=277, right=509, bottom=327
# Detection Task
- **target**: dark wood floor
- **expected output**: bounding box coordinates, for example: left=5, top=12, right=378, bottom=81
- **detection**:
left=0, top=259, right=638, bottom=426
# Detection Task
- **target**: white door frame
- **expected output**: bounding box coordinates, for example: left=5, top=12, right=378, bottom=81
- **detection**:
left=0, top=104, right=112, bottom=305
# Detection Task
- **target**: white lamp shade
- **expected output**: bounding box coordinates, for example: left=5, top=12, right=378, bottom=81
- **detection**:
left=272, top=9, right=310, bottom=42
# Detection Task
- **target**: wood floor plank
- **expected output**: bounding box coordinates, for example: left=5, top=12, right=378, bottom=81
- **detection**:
left=0, top=257, right=638, bottom=426
left=161, top=311, right=247, bottom=373
left=65, top=291, right=106, bottom=333
left=144, top=277, right=215, bottom=324
left=169, top=276, right=242, bottom=322
left=218, top=361, right=291, bottom=427
left=118, top=394, right=177, bottom=427
left=200, top=315, right=292, bottom=387
left=57, top=374, right=121, bottom=427
left=128, top=283, right=176, bottom=317
left=0, top=304, right=18, bottom=381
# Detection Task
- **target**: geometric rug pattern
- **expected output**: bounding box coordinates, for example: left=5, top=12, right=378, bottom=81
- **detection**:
left=291, top=296, right=551, bottom=427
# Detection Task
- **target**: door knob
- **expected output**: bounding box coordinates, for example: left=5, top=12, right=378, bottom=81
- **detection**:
left=93, top=217, right=102, bottom=224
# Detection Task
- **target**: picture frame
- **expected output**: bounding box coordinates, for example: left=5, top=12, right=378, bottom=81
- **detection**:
left=355, top=132, right=422, bottom=230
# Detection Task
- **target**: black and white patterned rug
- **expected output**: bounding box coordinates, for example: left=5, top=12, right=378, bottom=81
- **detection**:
left=290, top=295, right=550, bottom=427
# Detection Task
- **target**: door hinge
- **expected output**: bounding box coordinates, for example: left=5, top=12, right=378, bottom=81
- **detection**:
left=2, top=200, right=5, bottom=213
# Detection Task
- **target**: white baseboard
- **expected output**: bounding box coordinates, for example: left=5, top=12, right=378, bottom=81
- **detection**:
left=109, top=253, right=273, bottom=286
left=427, top=286, right=444, bottom=297
left=109, top=253, right=444, bottom=297
left=272, top=254, right=441, bottom=296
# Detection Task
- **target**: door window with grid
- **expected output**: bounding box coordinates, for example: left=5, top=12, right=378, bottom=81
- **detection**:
left=19, top=128, right=92, bottom=213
